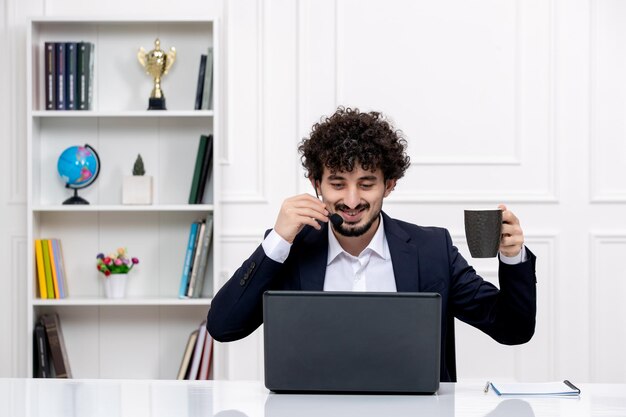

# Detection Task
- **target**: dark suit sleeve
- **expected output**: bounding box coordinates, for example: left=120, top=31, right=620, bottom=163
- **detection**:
left=446, top=230, right=537, bottom=345
left=206, top=234, right=287, bottom=342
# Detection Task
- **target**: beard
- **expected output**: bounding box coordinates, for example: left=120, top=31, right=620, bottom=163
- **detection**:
left=332, top=203, right=381, bottom=237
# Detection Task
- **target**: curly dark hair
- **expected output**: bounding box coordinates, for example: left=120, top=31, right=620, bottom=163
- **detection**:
left=298, top=107, right=410, bottom=181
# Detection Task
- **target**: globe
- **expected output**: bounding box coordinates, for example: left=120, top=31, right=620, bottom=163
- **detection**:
left=57, top=144, right=101, bottom=205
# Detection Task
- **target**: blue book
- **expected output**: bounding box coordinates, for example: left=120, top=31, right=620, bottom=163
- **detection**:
left=51, top=239, right=65, bottom=299
left=179, top=222, right=199, bottom=298
left=65, top=43, right=78, bottom=110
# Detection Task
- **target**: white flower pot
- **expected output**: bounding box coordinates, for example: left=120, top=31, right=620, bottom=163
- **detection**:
left=104, top=274, right=127, bottom=298
left=123, top=176, right=153, bottom=205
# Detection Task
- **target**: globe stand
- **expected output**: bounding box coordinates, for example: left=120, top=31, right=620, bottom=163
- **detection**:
left=63, top=188, right=89, bottom=205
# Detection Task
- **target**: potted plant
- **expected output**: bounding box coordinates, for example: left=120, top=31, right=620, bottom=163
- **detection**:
left=96, top=247, right=140, bottom=298
left=122, top=154, right=153, bottom=204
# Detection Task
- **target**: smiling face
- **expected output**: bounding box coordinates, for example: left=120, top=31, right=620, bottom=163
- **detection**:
left=316, top=165, right=396, bottom=240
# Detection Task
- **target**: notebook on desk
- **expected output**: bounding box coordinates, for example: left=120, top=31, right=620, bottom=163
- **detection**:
left=263, top=291, right=441, bottom=394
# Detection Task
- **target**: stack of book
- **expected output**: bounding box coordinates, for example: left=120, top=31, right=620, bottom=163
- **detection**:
left=178, top=215, right=213, bottom=298
left=188, top=134, right=213, bottom=204
left=34, top=238, right=68, bottom=299
left=33, top=313, right=72, bottom=378
left=177, top=320, right=213, bottom=380
left=194, top=47, right=214, bottom=110
left=44, top=41, right=94, bottom=110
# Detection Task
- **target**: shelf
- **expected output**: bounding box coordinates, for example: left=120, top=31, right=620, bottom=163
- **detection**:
left=32, top=297, right=212, bottom=306
left=27, top=16, right=221, bottom=380
left=32, top=204, right=214, bottom=212
left=32, top=110, right=214, bottom=118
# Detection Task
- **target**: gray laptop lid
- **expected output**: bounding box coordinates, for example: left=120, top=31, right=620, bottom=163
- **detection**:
left=263, top=291, right=441, bottom=394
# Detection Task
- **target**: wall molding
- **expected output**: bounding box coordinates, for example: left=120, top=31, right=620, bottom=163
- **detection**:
left=588, top=0, right=626, bottom=203
left=589, top=232, right=626, bottom=381
left=221, top=0, right=268, bottom=204
left=297, top=0, right=559, bottom=204
left=11, top=236, right=26, bottom=377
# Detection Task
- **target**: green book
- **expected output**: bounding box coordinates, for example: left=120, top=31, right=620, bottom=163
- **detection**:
left=41, top=240, right=54, bottom=299
left=189, top=135, right=208, bottom=204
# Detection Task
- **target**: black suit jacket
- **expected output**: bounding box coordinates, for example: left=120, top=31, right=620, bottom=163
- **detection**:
left=207, top=212, right=537, bottom=382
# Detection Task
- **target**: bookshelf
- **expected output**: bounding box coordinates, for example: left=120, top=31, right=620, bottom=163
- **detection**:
left=26, top=17, right=221, bottom=379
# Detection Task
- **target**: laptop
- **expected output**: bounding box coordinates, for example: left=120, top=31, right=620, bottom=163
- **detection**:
left=263, top=291, right=441, bottom=394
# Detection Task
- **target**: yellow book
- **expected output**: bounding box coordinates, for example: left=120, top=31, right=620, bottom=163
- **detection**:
left=34, top=239, right=47, bottom=299
left=41, top=239, right=54, bottom=299
left=47, top=239, right=60, bottom=299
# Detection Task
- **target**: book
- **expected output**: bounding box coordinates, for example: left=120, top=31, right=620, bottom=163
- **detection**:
left=34, top=239, right=47, bottom=299
left=187, top=321, right=207, bottom=380
left=65, top=42, right=78, bottom=110
left=55, top=43, right=66, bottom=110
left=190, top=214, right=213, bottom=298
left=33, top=322, right=51, bottom=378
left=57, top=239, right=69, bottom=298
left=177, top=329, right=199, bottom=380
left=178, top=221, right=199, bottom=298
left=194, top=54, right=207, bottom=110
left=488, top=380, right=581, bottom=396
left=47, top=239, right=60, bottom=300
left=41, top=239, right=55, bottom=298
left=188, top=135, right=209, bottom=204
left=51, top=239, right=66, bottom=298
left=197, top=331, right=214, bottom=380
left=44, top=42, right=56, bottom=110
left=195, top=134, right=213, bottom=204
left=201, top=47, right=213, bottom=110
left=77, top=42, right=94, bottom=110
left=41, top=313, right=72, bottom=378
left=186, top=221, right=206, bottom=297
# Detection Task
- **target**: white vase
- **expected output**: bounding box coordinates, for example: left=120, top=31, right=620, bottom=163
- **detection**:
left=104, top=274, right=127, bottom=299
left=122, top=176, right=153, bottom=205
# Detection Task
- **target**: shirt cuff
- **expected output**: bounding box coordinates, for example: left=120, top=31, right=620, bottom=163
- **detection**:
left=499, top=245, right=528, bottom=265
left=261, top=229, right=292, bottom=263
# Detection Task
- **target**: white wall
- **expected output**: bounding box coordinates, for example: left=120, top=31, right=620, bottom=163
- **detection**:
left=2, top=0, right=625, bottom=383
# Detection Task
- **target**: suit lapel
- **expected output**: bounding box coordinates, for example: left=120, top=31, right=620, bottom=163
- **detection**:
left=382, top=212, right=420, bottom=292
left=296, top=214, right=420, bottom=292
left=298, top=223, right=329, bottom=291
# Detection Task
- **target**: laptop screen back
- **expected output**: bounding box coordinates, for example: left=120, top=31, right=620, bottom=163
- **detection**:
left=263, top=291, right=441, bottom=394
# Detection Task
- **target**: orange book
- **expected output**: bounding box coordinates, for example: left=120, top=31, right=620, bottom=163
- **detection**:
left=34, top=240, right=47, bottom=299
left=47, top=240, right=60, bottom=299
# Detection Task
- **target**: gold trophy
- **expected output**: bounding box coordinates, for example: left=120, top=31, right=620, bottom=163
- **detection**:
left=138, top=38, right=176, bottom=110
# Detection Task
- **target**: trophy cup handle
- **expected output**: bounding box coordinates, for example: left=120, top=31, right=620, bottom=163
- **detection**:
left=164, top=47, right=177, bottom=74
left=137, top=47, right=147, bottom=68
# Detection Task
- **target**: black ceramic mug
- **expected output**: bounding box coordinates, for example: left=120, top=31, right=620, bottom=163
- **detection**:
left=464, top=209, right=502, bottom=258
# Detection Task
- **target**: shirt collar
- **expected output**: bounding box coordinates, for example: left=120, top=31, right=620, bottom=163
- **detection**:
left=327, top=214, right=389, bottom=265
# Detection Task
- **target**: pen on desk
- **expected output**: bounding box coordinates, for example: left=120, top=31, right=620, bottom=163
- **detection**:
left=484, top=381, right=490, bottom=393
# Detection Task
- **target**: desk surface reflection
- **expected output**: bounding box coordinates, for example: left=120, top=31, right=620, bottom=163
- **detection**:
left=1, top=379, right=625, bottom=417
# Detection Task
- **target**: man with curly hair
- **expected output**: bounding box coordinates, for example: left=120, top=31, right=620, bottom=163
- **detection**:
left=207, top=107, right=536, bottom=382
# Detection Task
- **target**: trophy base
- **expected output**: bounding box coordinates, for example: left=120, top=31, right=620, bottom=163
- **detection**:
left=148, top=97, right=167, bottom=110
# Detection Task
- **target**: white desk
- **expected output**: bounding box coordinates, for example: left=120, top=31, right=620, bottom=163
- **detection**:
left=1, top=379, right=625, bottom=417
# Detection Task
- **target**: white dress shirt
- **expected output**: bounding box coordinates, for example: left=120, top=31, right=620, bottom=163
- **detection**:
left=261, top=217, right=527, bottom=289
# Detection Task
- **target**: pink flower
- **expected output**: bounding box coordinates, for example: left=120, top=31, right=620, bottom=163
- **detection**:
left=132, top=257, right=139, bottom=264
left=114, top=258, right=123, bottom=266
left=104, top=257, right=112, bottom=265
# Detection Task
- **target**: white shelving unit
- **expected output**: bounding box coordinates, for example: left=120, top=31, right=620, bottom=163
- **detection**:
left=26, top=17, right=221, bottom=379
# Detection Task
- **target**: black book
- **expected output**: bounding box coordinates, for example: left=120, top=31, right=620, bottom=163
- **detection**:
left=195, top=134, right=213, bottom=204
left=194, top=54, right=207, bottom=110
left=77, top=42, right=94, bottom=110
left=55, top=43, right=66, bottom=110
left=33, top=321, right=51, bottom=378
left=44, top=42, right=56, bottom=110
